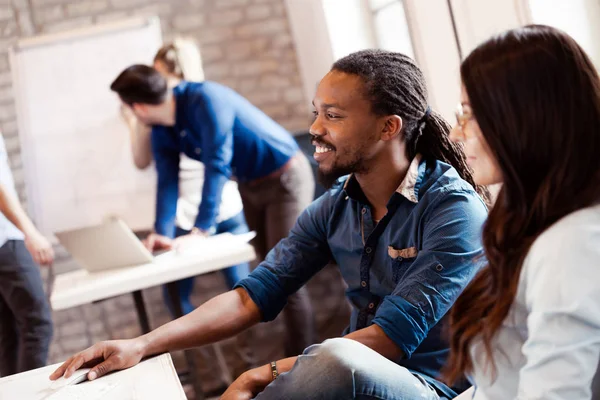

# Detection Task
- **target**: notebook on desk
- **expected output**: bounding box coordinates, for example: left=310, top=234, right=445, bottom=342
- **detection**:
left=54, top=218, right=155, bottom=272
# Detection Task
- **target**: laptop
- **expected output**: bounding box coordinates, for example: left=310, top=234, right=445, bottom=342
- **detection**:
left=55, top=218, right=155, bottom=272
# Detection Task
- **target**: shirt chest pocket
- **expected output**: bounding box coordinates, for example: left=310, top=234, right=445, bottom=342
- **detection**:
left=388, top=246, right=418, bottom=284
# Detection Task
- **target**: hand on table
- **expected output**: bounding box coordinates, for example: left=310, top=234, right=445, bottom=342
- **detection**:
left=172, top=229, right=209, bottom=253
left=50, top=338, right=147, bottom=382
left=142, top=233, right=173, bottom=252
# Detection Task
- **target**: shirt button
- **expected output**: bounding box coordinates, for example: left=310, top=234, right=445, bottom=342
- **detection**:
left=435, top=264, right=444, bottom=272
left=368, top=302, right=375, bottom=309
left=194, top=148, right=201, bottom=154
left=365, top=247, right=372, bottom=254
left=361, top=207, right=367, bottom=214
left=360, top=280, right=367, bottom=288
left=397, top=257, right=403, bottom=262
left=180, top=130, right=186, bottom=137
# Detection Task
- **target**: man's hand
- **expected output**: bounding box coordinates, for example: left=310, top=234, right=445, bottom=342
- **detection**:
left=220, top=365, right=273, bottom=400
left=24, top=231, right=54, bottom=266
left=172, top=229, right=208, bottom=253
left=142, top=233, right=173, bottom=252
left=50, top=338, right=147, bottom=382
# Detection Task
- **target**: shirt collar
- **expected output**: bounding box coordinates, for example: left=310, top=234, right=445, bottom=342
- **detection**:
left=396, top=154, right=421, bottom=204
left=343, top=154, right=422, bottom=204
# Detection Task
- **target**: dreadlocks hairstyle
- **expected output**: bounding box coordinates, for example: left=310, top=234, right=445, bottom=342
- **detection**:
left=332, top=49, right=486, bottom=200
left=444, top=25, right=600, bottom=384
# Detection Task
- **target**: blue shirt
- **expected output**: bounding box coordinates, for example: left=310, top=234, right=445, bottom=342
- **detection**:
left=235, top=156, right=488, bottom=396
left=151, top=81, right=299, bottom=237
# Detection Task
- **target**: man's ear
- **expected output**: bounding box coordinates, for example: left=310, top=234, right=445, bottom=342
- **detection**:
left=380, top=115, right=403, bottom=141
left=131, top=103, right=145, bottom=114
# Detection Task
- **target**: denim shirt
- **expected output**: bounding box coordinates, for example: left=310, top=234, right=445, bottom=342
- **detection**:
left=151, top=81, right=299, bottom=237
left=235, top=156, right=488, bottom=396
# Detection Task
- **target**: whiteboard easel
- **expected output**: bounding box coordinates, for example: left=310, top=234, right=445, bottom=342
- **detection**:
left=9, top=17, right=163, bottom=237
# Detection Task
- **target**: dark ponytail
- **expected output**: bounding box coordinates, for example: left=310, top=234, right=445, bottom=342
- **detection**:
left=333, top=49, right=488, bottom=201
left=415, top=110, right=478, bottom=194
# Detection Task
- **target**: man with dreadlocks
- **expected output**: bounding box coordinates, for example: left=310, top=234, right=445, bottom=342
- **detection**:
left=52, top=50, right=488, bottom=399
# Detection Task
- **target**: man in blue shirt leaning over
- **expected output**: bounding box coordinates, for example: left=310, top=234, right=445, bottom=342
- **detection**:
left=52, top=50, right=487, bottom=399
left=109, top=65, right=316, bottom=357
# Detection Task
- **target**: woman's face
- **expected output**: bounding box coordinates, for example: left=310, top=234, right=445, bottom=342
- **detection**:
left=449, top=85, right=503, bottom=186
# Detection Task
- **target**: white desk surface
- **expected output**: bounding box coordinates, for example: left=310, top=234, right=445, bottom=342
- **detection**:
left=51, top=233, right=256, bottom=310
left=0, top=353, right=185, bottom=400
left=455, top=386, right=474, bottom=399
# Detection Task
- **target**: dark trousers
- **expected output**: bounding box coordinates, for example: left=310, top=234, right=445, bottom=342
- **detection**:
left=0, top=240, right=53, bottom=377
left=239, top=152, right=317, bottom=357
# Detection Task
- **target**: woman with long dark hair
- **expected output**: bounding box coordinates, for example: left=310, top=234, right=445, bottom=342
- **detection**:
left=446, top=25, right=600, bottom=398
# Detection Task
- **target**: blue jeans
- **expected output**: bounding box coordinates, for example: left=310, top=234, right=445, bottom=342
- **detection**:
left=163, top=211, right=251, bottom=316
left=254, top=338, right=441, bottom=400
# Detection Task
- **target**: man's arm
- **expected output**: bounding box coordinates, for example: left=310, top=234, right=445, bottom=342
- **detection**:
left=225, top=189, right=487, bottom=396
left=120, top=105, right=153, bottom=169
left=50, top=288, right=261, bottom=381
left=152, top=133, right=180, bottom=238
left=221, top=324, right=401, bottom=400
left=52, top=192, right=335, bottom=381
left=371, top=189, right=487, bottom=358
left=191, top=92, right=234, bottom=233
left=0, top=184, right=53, bottom=265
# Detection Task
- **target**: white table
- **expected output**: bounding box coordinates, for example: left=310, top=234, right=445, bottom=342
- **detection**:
left=49, top=233, right=256, bottom=400
left=0, top=353, right=185, bottom=400
left=51, top=232, right=256, bottom=310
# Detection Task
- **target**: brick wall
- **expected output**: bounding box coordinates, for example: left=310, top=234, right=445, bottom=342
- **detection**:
left=1, top=0, right=312, bottom=205
left=0, top=1, right=346, bottom=396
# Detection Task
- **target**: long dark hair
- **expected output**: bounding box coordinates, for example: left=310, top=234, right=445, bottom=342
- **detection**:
left=445, top=25, right=600, bottom=383
left=332, top=50, right=484, bottom=198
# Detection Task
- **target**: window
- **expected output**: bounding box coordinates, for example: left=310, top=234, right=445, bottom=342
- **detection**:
left=369, top=0, right=415, bottom=59
left=528, top=0, right=600, bottom=68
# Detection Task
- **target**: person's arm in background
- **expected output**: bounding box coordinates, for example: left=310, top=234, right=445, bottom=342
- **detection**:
left=191, top=89, right=234, bottom=234
left=223, top=189, right=488, bottom=399
left=142, top=128, right=180, bottom=251
left=0, top=184, right=53, bottom=265
left=120, top=105, right=153, bottom=170
left=50, top=193, right=334, bottom=382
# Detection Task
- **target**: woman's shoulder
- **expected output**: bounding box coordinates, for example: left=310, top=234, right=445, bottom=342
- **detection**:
left=522, top=204, right=600, bottom=304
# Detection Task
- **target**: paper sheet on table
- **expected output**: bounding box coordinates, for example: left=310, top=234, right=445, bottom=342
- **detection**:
left=0, top=354, right=185, bottom=400
left=154, top=231, right=257, bottom=261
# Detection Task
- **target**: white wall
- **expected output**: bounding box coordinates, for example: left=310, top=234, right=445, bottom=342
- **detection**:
left=529, top=0, right=600, bottom=68
left=371, top=0, right=415, bottom=59
left=284, top=0, right=336, bottom=107
left=322, top=0, right=377, bottom=60
left=450, top=0, right=530, bottom=56
left=403, top=0, right=462, bottom=121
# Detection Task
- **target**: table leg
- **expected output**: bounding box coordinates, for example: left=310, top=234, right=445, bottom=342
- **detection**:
left=166, top=282, right=206, bottom=400
left=132, top=290, right=151, bottom=334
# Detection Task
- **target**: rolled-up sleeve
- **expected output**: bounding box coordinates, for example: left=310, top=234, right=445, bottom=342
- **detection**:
left=372, top=188, right=487, bottom=357
left=235, top=194, right=334, bottom=321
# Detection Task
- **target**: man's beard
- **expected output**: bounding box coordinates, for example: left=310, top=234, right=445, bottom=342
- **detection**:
left=317, top=158, right=365, bottom=189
